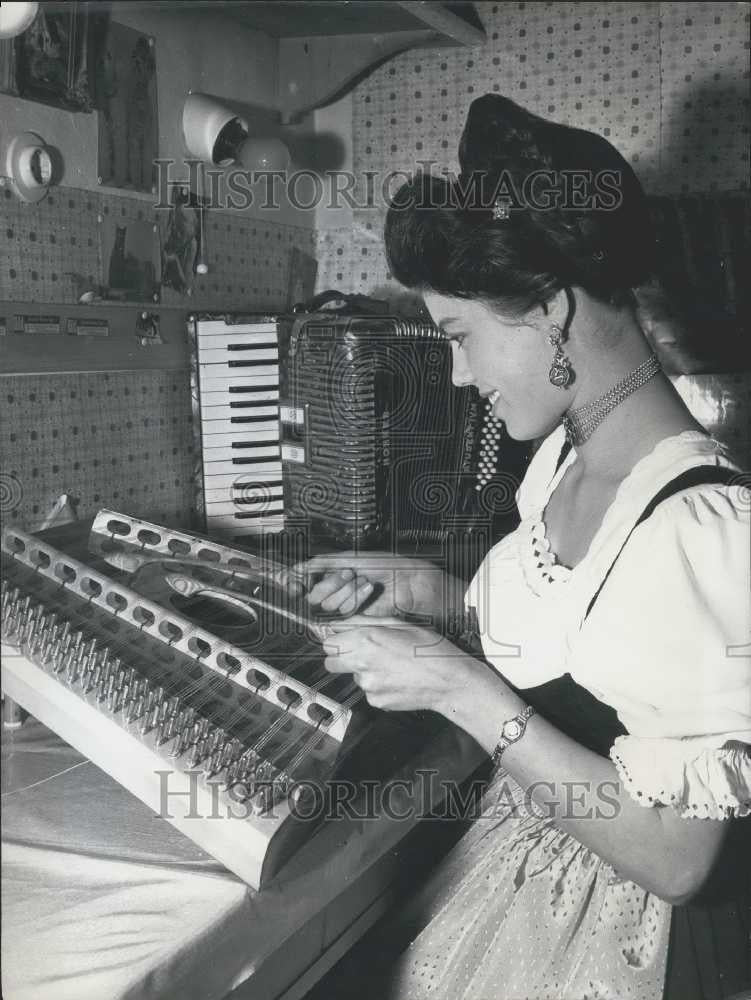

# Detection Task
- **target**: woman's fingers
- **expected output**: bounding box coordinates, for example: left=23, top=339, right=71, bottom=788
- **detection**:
left=306, top=570, right=374, bottom=614
left=307, top=567, right=355, bottom=607
left=335, top=578, right=374, bottom=615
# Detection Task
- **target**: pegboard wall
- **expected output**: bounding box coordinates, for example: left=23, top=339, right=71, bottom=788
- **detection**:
left=0, top=188, right=315, bottom=532
left=0, top=186, right=316, bottom=309
left=315, top=0, right=750, bottom=298
left=0, top=369, right=195, bottom=533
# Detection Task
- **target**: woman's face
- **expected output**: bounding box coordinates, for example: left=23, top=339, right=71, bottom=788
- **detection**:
left=422, top=290, right=569, bottom=441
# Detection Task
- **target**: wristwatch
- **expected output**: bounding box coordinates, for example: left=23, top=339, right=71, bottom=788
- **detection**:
left=491, top=705, right=536, bottom=769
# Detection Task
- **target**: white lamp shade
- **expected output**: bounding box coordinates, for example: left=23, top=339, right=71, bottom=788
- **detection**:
left=5, top=132, right=52, bottom=202
left=238, top=137, right=291, bottom=173
left=0, top=2, right=39, bottom=40
left=182, top=92, right=248, bottom=166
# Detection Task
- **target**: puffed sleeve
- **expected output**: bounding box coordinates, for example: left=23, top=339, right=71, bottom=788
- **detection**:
left=569, top=483, right=751, bottom=820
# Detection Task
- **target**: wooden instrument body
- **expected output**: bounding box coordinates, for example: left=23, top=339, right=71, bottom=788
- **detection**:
left=1, top=513, right=488, bottom=893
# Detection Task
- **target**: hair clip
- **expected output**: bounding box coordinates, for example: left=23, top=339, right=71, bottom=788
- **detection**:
left=492, top=197, right=511, bottom=221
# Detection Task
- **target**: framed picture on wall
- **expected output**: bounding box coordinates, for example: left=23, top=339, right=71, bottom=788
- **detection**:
left=95, top=20, right=159, bottom=193
left=0, top=3, right=102, bottom=112
left=158, top=185, right=205, bottom=297
left=99, top=213, right=161, bottom=303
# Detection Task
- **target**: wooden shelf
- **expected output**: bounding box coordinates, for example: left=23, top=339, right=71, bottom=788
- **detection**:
left=81, top=1, right=486, bottom=122
left=268, top=2, right=487, bottom=121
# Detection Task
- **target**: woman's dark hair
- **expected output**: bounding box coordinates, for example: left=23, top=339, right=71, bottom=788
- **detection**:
left=384, top=95, right=655, bottom=316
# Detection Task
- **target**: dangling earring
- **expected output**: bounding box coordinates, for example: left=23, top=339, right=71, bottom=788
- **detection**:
left=548, top=325, right=574, bottom=389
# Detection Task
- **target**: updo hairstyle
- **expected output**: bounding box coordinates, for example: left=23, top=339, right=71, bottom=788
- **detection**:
left=384, top=95, right=655, bottom=317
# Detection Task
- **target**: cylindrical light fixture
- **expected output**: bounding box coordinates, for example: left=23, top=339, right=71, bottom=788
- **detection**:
left=5, top=132, right=53, bottom=202
left=182, top=92, right=249, bottom=166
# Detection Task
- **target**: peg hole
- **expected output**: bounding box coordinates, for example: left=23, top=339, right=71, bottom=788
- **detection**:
left=167, top=538, right=191, bottom=556
left=307, top=703, right=333, bottom=727
left=246, top=668, right=270, bottom=691
left=277, top=685, right=302, bottom=709
left=54, top=561, right=77, bottom=584
left=80, top=576, right=102, bottom=598
left=137, top=529, right=161, bottom=547
left=7, top=534, right=26, bottom=554
left=228, top=558, right=253, bottom=572
left=217, top=651, right=241, bottom=675
left=159, top=620, right=183, bottom=643
left=106, top=591, right=128, bottom=613
left=132, top=605, right=156, bottom=628
left=107, top=519, right=131, bottom=536
left=187, top=635, right=212, bottom=659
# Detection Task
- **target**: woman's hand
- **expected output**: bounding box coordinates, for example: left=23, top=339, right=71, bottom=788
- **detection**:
left=321, top=623, right=480, bottom=712
left=286, top=551, right=460, bottom=623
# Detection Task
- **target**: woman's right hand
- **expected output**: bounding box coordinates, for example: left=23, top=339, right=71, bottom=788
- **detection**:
left=285, top=552, right=452, bottom=622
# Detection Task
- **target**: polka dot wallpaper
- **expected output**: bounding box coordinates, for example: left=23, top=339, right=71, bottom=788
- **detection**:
left=315, top=1, right=750, bottom=298
left=0, top=370, right=195, bottom=532
left=0, top=186, right=315, bottom=309
left=0, top=185, right=315, bottom=531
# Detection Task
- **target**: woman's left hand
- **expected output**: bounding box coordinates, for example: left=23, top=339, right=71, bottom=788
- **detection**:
left=322, top=624, right=474, bottom=713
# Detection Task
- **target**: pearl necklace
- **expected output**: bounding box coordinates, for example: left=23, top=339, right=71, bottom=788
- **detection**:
left=563, top=354, right=662, bottom=446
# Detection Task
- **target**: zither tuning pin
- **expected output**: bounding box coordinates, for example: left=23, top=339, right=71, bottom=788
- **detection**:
left=141, top=701, right=161, bottom=735
left=85, top=660, right=102, bottom=694
left=126, top=694, right=145, bottom=724
left=204, top=749, right=226, bottom=779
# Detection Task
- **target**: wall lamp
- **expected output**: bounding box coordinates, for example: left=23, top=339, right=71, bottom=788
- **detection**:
left=181, top=92, right=291, bottom=277
left=0, top=2, right=39, bottom=40
left=182, top=92, right=290, bottom=173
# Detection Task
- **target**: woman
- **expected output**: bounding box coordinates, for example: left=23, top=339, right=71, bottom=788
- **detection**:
left=295, top=96, right=750, bottom=999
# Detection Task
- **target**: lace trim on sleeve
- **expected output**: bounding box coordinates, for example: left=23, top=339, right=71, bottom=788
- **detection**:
left=610, top=735, right=751, bottom=820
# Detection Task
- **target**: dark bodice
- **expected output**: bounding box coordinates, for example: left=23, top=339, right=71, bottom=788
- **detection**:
left=517, top=671, right=627, bottom=758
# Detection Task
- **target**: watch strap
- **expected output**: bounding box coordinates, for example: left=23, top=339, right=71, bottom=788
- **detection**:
left=491, top=705, right=536, bottom=769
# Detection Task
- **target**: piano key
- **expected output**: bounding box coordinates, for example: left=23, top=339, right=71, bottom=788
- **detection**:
left=199, top=373, right=280, bottom=391
left=196, top=321, right=278, bottom=337
left=200, top=405, right=280, bottom=423
left=197, top=331, right=278, bottom=350
left=204, top=497, right=284, bottom=518
left=201, top=430, right=281, bottom=451
left=204, top=478, right=284, bottom=502
left=200, top=349, right=280, bottom=369
left=203, top=449, right=282, bottom=468
left=204, top=462, right=281, bottom=481
left=202, top=425, right=280, bottom=445
left=200, top=396, right=280, bottom=415
left=198, top=372, right=280, bottom=392
left=203, top=467, right=283, bottom=489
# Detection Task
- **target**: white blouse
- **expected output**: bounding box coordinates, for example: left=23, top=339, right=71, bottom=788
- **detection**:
left=466, top=428, right=751, bottom=820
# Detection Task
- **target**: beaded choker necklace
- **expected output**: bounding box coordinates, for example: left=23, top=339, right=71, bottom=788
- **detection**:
left=563, top=354, right=662, bottom=446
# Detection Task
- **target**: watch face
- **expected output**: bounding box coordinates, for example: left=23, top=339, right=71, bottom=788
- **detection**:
left=503, top=719, right=522, bottom=740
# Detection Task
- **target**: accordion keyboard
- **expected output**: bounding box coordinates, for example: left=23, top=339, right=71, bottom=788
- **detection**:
left=192, top=315, right=285, bottom=540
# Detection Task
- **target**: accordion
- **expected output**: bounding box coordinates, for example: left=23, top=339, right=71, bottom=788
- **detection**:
left=191, top=310, right=531, bottom=573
